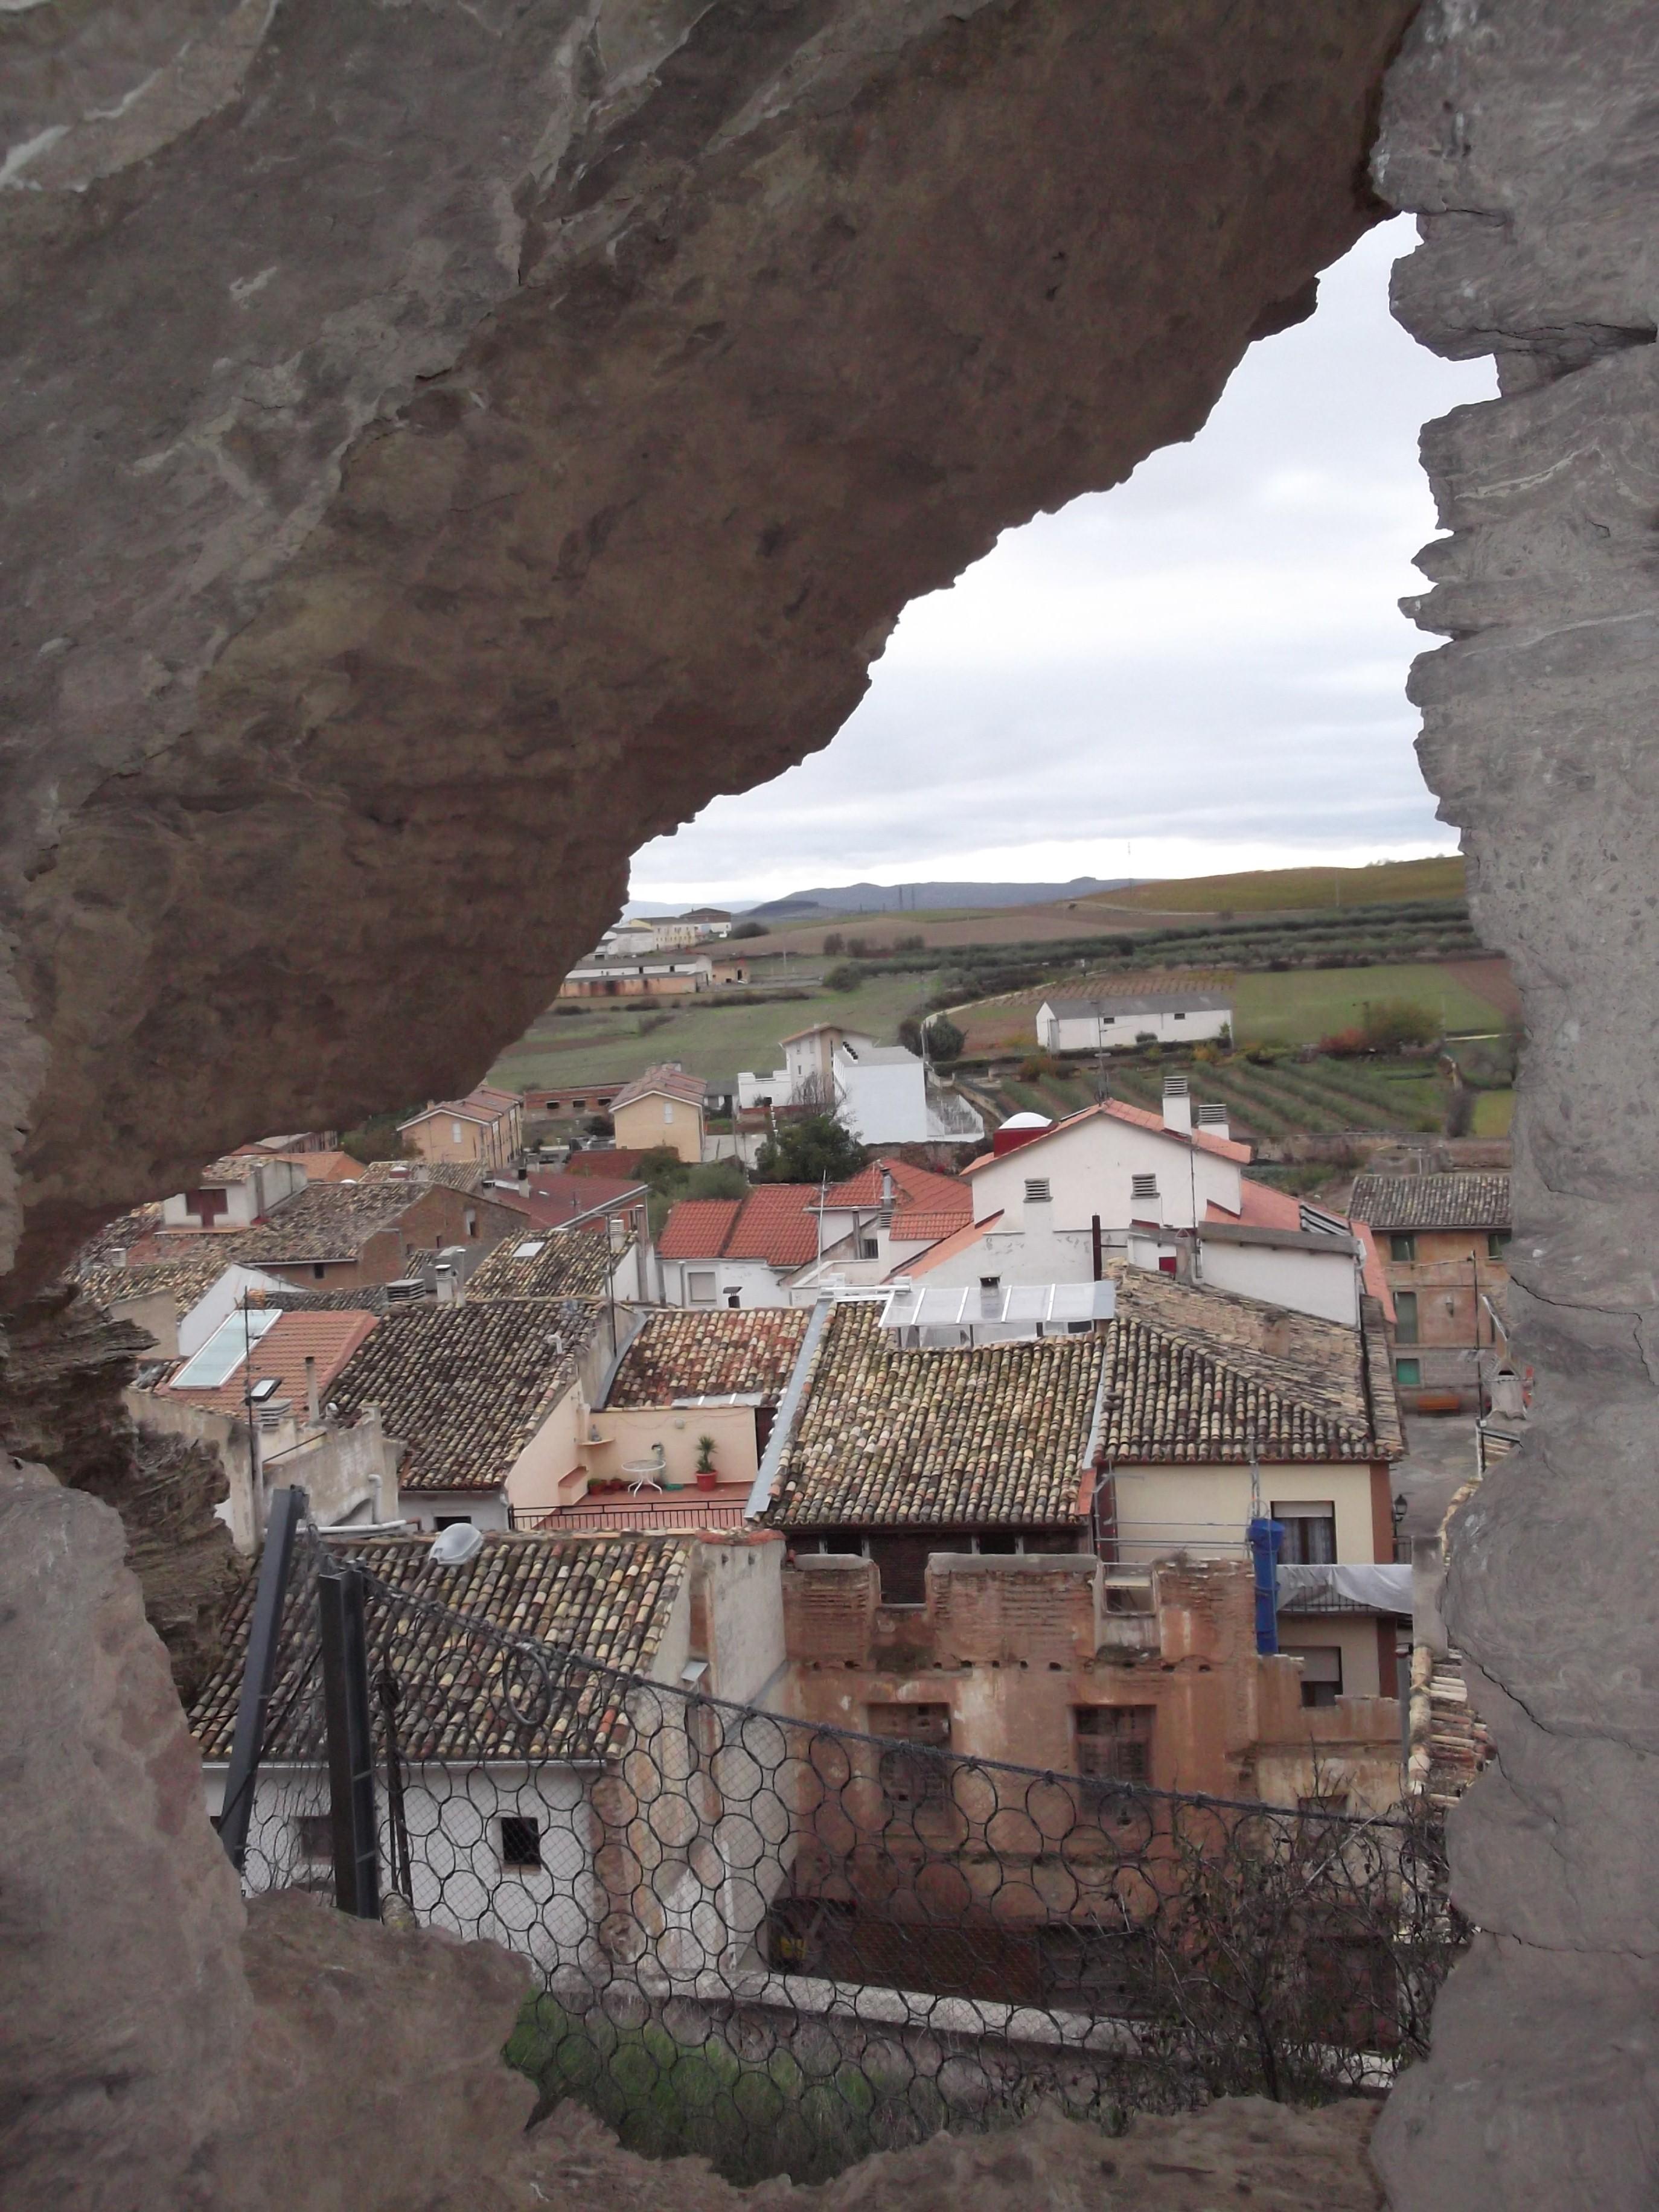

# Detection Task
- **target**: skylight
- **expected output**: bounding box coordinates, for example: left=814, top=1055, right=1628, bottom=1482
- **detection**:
left=172, top=1306, right=280, bottom=1387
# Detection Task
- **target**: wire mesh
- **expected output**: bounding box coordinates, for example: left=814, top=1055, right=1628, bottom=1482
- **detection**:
left=234, top=1532, right=1463, bottom=2185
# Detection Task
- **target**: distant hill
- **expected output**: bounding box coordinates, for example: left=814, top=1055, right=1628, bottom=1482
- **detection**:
left=1081, top=855, right=1465, bottom=916
left=744, top=875, right=1134, bottom=920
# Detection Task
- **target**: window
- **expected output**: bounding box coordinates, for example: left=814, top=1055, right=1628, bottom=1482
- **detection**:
left=1396, top=1357, right=1422, bottom=1387
left=1488, top=1232, right=1510, bottom=1259
left=726, top=1290, right=741, bottom=1309
left=859, top=1238, right=879, bottom=1260
left=294, top=1814, right=332, bottom=1865
left=979, top=1274, right=1001, bottom=1290
left=1024, top=1178, right=1052, bottom=1204
left=433, top=1515, right=473, bottom=1530
left=185, top=1186, right=230, bottom=1226
left=1390, top=1233, right=1417, bottom=1262
left=1272, top=1501, right=1337, bottom=1566
left=451, top=1120, right=464, bottom=1143
left=572, top=1098, right=586, bottom=1111
left=464, top=1209, right=478, bottom=1237
left=1074, top=1705, right=1155, bottom=1785
left=686, top=1269, right=717, bottom=1306
left=867, top=1702, right=951, bottom=1747
left=499, top=1816, right=543, bottom=1870
left=1283, top=1646, right=1343, bottom=1709
left=865, top=1534, right=938, bottom=1606
left=312, top=1264, right=327, bottom=1281
left=249, top=1376, right=280, bottom=1403
left=868, top=1703, right=951, bottom=1808
left=1172, top=1010, right=1186, bottom=1021
left=664, top=1101, right=675, bottom=1123
left=1393, top=1291, right=1419, bottom=1344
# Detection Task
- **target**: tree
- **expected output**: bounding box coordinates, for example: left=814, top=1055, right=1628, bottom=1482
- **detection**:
left=821, top=932, right=845, bottom=956
left=823, top=963, right=863, bottom=992
left=754, top=1113, right=865, bottom=1184
left=728, top=919, right=768, bottom=939
left=924, top=1014, right=965, bottom=1064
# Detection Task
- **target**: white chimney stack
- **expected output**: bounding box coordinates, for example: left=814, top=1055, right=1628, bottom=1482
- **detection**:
left=304, top=1355, right=321, bottom=1426
left=1162, top=1073, right=1192, bottom=1137
left=1195, top=1101, right=1230, bottom=1142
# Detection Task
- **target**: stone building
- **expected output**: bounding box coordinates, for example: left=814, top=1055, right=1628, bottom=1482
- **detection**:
left=1347, top=1172, right=1511, bottom=1410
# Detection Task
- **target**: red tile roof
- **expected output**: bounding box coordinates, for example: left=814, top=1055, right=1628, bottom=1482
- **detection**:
left=965, top=1098, right=1251, bottom=1171
left=158, top=1308, right=379, bottom=1418
left=657, top=1186, right=821, bottom=1270
left=486, top=1172, right=647, bottom=1230
left=817, top=1157, right=972, bottom=1239
left=610, top=1064, right=708, bottom=1113
left=890, top=1211, right=1001, bottom=1277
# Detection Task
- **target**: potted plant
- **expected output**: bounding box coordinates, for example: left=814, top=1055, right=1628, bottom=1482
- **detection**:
left=694, top=1435, right=719, bottom=1492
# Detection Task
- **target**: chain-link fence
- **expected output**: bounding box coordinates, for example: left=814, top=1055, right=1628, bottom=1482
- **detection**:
left=223, top=1529, right=1462, bottom=2185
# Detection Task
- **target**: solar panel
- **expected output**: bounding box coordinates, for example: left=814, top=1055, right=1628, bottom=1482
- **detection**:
left=877, top=1282, right=1115, bottom=1329
left=172, top=1306, right=280, bottom=1387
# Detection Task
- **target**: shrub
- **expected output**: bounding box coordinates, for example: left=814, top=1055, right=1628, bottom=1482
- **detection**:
left=583, top=1113, right=613, bottom=1137
left=845, top=936, right=868, bottom=959
left=823, top=963, right=862, bottom=992
left=893, top=933, right=926, bottom=954
left=1319, top=1027, right=1370, bottom=1058
left=728, top=919, right=769, bottom=939
left=821, top=932, right=845, bottom=956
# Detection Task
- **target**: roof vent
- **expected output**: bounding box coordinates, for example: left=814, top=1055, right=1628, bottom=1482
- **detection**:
left=1024, top=1178, right=1052, bottom=1204
left=429, top=1523, right=484, bottom=1567
left=1162, top=1076, right=1192, bottom=1137
left=1131, top=1173, right=1159, bottom=1204
left=1195, top=1102, right=1230, bottom=1138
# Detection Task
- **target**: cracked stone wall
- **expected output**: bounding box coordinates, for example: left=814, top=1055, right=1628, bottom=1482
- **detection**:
left=1370, top=3, right=1659, bottom=2203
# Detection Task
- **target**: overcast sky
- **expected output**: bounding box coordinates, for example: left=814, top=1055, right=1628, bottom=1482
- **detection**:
left=630, top=219, right=1497, bottom=908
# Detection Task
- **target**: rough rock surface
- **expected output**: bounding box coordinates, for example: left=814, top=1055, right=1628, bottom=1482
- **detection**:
left=0, top=0, right=1413, bottom=1291
left=1370, top=2, right=1659, bottom=2204
left=0, top=1288, right=237, bottom=1698
left=0, top=1459, right=251, bottom=2211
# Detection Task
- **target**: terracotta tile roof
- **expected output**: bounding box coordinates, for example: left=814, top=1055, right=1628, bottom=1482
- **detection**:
left=483, top=1172, right=647, bottom=1231
left=610, top=1064, right=708, bottom=1113
left=329, top=1300, right=601, bottom=1492
left=72, top=1202, right=165, bottom=1270
left=464, top=1226, right=624, bottom=1300
left=891, top=1212, right=1000, bottom=1278
left=657, top=1186, right=820, bottom=1269
left=818, top=1157, right=973, bottom=1241
left=656, top=1198, right=742, bottom=1261
left=233, top=1180, right=423, bottom=1262
left=607, top=1308, right=811, bottom=1408
left=74, top=1256, right=245, bottom=1316
left=156, top=1308, right=379, bottom=1418
left=188, top=1532, right=694, bottom=1762
left=398, top=1087, right=520, bottom=1133
left=764, top=1301, right=1107, bottom=1531
left=1348, top=1172, right=1512, bottom=1233
left=965, top=1099, right=1251, bottom=1171
left=1098, top=1269, right=1401, bottom=1463
left=359, top=1158, right=489, bottom=1194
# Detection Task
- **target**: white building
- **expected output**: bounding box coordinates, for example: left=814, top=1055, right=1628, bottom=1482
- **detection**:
left=191, top=1529, right=789, bottom=1980
left=738, top=1021, right=982, bottom=1148
left=1035, top=989, right=1233, bottom=1055
left=889, top=1082, right=1387, bottom=1331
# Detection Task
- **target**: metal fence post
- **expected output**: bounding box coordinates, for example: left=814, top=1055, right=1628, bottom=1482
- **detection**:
left=218, top=1483, right=307, bottom=1873
left=318, top=1561, right=381, bottom=1919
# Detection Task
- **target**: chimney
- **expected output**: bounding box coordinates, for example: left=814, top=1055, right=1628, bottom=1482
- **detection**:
left=435, top=1262, right=458, bottom=1305
left=1195, top=1102, right=1229, bottom=1142
left=1162, top=1073, right=1192, bottom=1137
left=304, top=1355, right=321, bottom=1425
left=880, top=1166, right=895, bottom=1207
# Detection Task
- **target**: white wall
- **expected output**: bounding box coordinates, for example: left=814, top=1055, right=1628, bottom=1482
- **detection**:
left=971, top=1114, right=1242, bottom=1233
left=1196, top=1238, right=1361, bottom=1327
left=660, top=1254, right=791, bottom=1309
left=836, top=1053, right=927, bottom=1145
left=1039, top=1003, right=1232, bottom=1052
left=397, top=1487, right=510, bottom=1532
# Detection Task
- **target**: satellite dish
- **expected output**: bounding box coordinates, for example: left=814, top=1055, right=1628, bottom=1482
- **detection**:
left=429, top=1523, right=484, bottom=1567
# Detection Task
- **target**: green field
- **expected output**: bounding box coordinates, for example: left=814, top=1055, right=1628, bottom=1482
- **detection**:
left=1473, top=1088, right=1515, bottom=1136
left=489, top=971, right=933, bottom=1090
left=1230, top=963, right=1501, bottom=1049
left=1084, top=855, right=1465, bottom=917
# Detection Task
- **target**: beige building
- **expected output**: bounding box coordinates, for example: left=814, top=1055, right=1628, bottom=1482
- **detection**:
left=610, top=1065, right=707, bottom=1162
left=398, top=1085, right=523, bottom=1169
